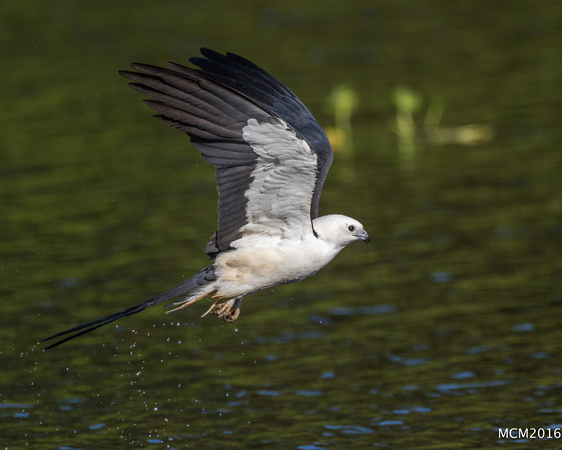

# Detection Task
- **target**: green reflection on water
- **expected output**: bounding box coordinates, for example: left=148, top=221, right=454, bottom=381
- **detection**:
left=2, top=0, right=562, bottom=448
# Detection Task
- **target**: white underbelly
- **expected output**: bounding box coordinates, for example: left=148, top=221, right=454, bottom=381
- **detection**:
left=213, top=243, right=335, bottom=298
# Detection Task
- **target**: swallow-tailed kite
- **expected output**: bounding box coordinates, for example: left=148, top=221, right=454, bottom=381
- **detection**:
left=41, top=48, right=369, bottom=349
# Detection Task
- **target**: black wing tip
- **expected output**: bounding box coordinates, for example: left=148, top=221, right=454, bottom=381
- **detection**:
left=120, top=63, right=169, bottom=80
left=194, top=47, right=235, bottom=62
left=119, top=68, right=144, bottom=83
left=129, top=62, right=155, bottom=71
left=198, top=47, right=220, bottom=59
left=119, top=64, right=144, bottom=76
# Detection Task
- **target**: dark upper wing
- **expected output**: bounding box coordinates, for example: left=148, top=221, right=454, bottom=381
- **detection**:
left=120, top=48, right=333, bottom=255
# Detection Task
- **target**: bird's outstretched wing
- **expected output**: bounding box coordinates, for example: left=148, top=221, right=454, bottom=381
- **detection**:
left=120, top=48, right=333, bottom=255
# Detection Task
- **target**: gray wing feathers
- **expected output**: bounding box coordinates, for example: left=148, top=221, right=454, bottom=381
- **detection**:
left=203, top=164, right=256, bottom=255
left=120, top=49, right=333, bottom=255
left=241, top=118, right=318, bottom=240
left=187, top=49, right=334, bottom=219
left=125, top=65, right=268, bottom=157
left=122, top=64, right=265, bottom=253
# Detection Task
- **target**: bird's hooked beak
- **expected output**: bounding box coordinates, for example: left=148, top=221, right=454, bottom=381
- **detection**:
left=356, top=230, right=370, bottom=244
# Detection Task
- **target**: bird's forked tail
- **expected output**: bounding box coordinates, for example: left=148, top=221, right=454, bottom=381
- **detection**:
left=40, top=265, right=217, bottom=350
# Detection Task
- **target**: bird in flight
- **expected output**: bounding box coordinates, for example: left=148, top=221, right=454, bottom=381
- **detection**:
left=41, top=48, right=369, bottom=349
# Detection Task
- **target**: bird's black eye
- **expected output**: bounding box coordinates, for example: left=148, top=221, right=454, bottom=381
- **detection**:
left=348, top=225, right=355, bottom=232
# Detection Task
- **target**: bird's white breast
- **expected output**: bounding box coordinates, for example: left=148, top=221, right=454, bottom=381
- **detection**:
left=212, top=235, right=340, bottom=299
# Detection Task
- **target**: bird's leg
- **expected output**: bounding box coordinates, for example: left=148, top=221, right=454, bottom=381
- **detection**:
left=212, top=297, right=243, bottom=323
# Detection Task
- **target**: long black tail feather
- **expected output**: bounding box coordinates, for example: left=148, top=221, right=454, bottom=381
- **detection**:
left=40, top=265, right=216, bottom=350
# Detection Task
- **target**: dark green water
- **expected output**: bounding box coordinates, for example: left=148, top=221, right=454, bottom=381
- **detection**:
left=2, top=1, right=561, bottom=448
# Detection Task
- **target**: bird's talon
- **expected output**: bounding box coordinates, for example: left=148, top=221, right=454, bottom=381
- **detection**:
left=212, top=302, right=229, bottom=318
left=212, top=298, right=242, bottom=323
left=223, top=308, right=240, bottom=323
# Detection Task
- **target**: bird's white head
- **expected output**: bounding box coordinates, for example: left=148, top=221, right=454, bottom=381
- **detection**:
left=313, top=214, right=370, bottom=248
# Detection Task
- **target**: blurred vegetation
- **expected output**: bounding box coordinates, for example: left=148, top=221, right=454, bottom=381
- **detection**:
left=392, top=85, right=494, bottom=168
